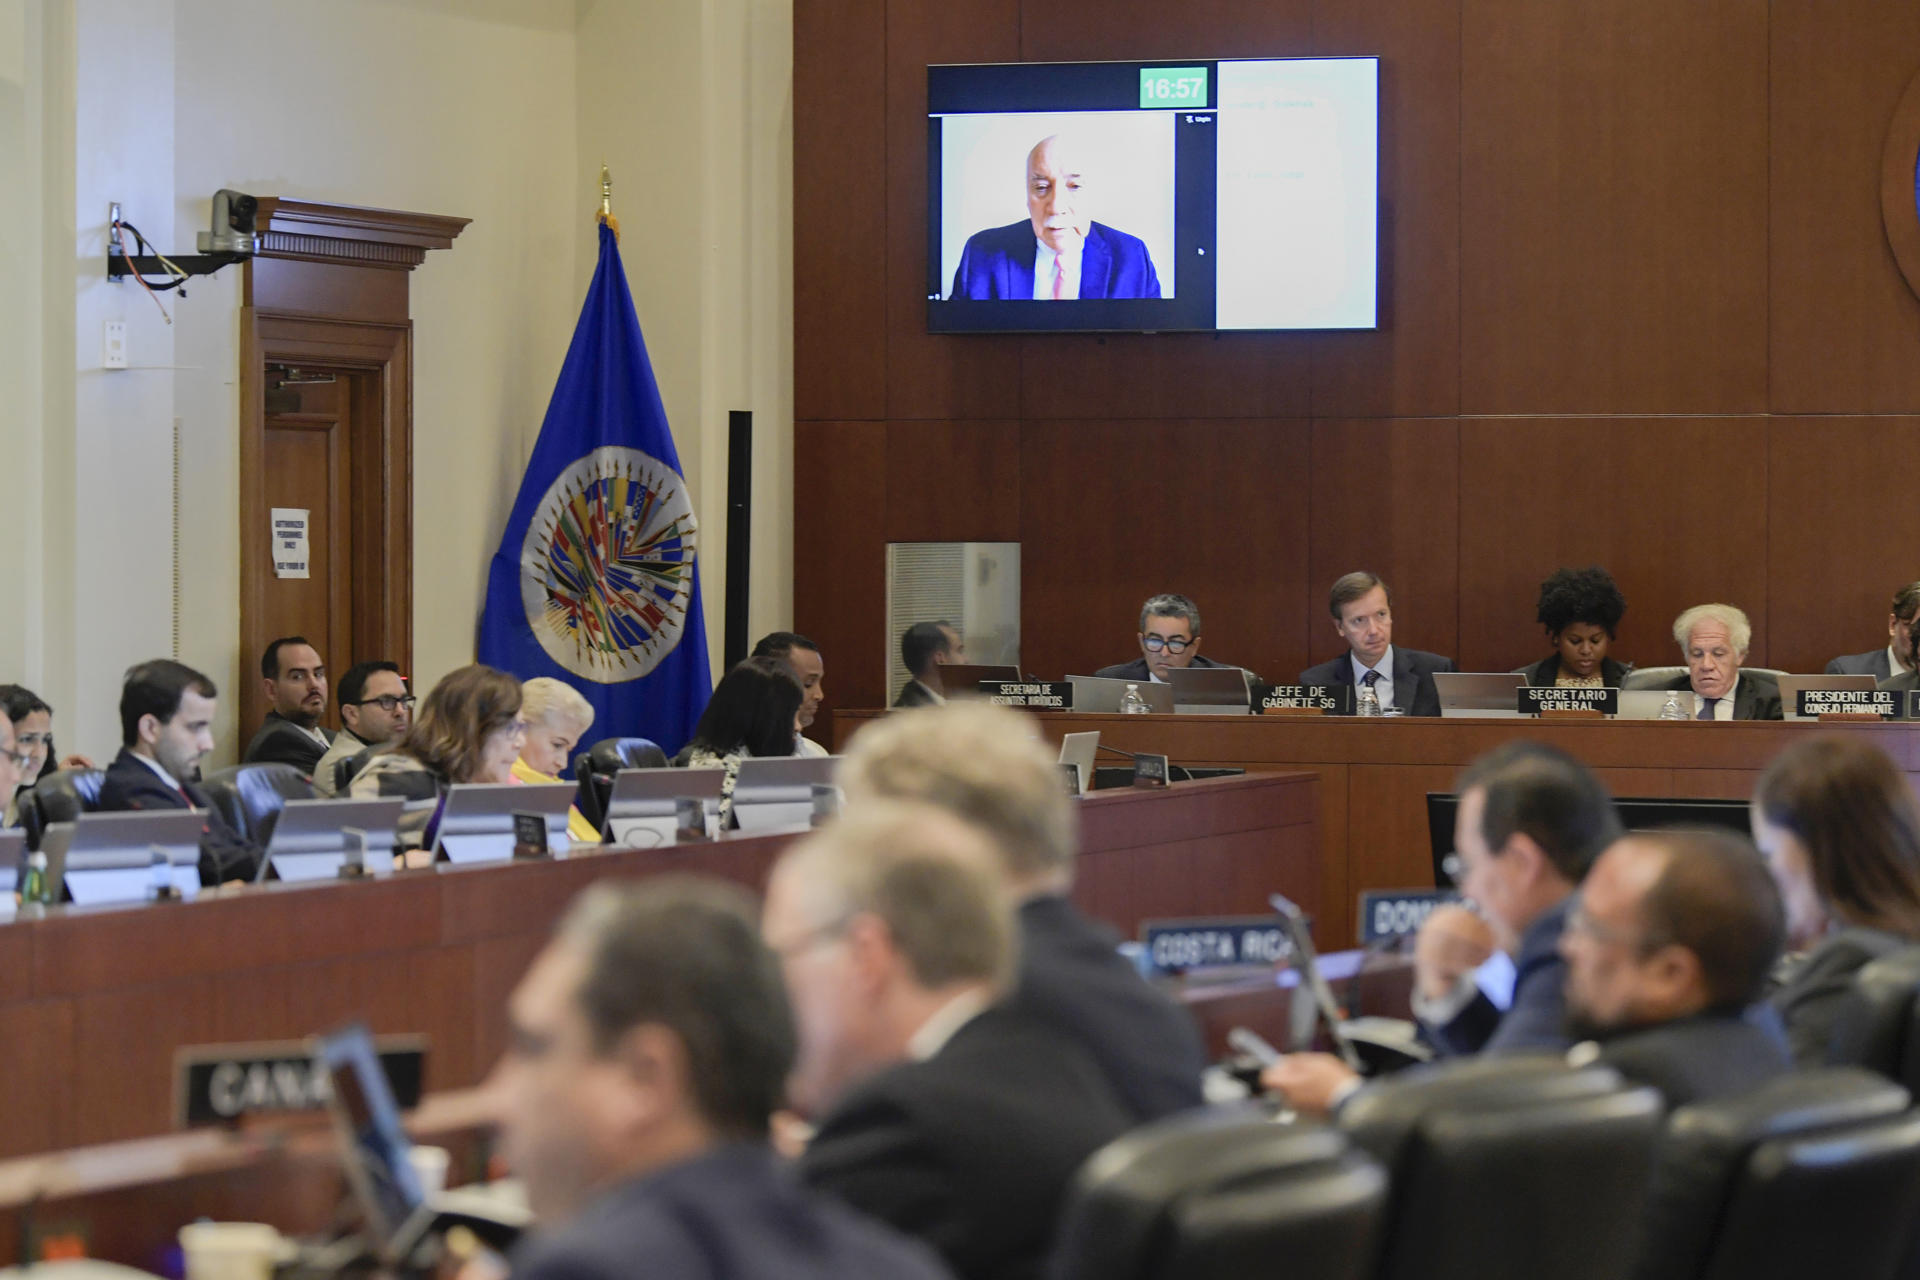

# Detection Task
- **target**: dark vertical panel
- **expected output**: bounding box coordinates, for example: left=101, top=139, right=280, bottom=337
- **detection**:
left=793, top=421, right=889, bottom=718
left=1310, top=0, right=1462, bottom=418
left=794, top=0, right=890, bottom=421
left=1459, top=0, right=1768, bottom=414
left=885, top=0, right=1023, bottom=420
left=1019, top=0, right=1312, bottom=60
left=883, top=420, right=1021, bottom=542
left=1457, top=419, right=1771, bottom=674
left=1019, top=419, right=1311, bottom=683
left=1769, top=1, right=1920, bottom=413
left=1767, top=417, right=1920, bottom=675
left=1307, top=419, right=1460, bottom=670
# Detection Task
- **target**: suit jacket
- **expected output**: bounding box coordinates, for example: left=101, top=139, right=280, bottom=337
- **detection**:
left=1522, top=655, right=1633, bottom=688
left=894, top=679, right=941, bottom=709
left=1770, top=926, right=1913, bottom=1066
left=1588, top=1011, right=1791, bottom=1109
left=1009, top=895, right=1205, bottom=1122
left=1297, top=647, right=1458, bottom=718
left=1828, top=647, right=1896, bottom=680
left=1655, top=671, right=1783, bottom=721
left=949, top=220, right=1161, bottom=301
left=799, top=1004, right=1133, bottom=1280
left=1880, top=669, right=1920, bottom=693
left=310, top=728, right=369, bottom=798
left=510, top=1142, right=952, bottom=1280
left=96, top=747, right=262, bottom=885
left=1090, top=654, right=1235, bottom=683
left=1424, top=896, right=1575, bottom=1057
left=242, top=710, right=333, bottom=775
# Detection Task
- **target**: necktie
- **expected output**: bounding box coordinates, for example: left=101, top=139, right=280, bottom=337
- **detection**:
left=1052, top=256, right=1067, bottom=300
left=1696, top=697, right=1719, bottom=721
left=1361, top=670, right=1381, bottom=688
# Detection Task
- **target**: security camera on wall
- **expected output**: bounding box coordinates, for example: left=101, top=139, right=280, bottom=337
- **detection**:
left=198, top=189, right=259, bottom=255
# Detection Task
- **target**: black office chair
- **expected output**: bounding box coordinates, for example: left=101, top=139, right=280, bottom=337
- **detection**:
left=1338, top=1055, right=1665, bottom=1280
left=333, top=746, right=376, bottom=796
left=1628, top=1067, right=1920, bottom=1280
left=22, top=766, right=107, bottom=849
left=575, top=736, right=668, bottom=834
left=1826, top=946, right=1920, bottom=1094
left=198, top=763, right=314, bottom=847
left=1051, top=1103, right=1386, bottom=1280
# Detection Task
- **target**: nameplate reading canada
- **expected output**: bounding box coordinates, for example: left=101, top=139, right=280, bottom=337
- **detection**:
left=1138, top=915, right=1293, bottom=976
left=1797, top=689, right=1900, bottom=718
left=175, top=1038, right=425, bottom=1129
left=1518, top=687, right=1618, bottom=716
left=980, top=680, right=1073, bottom=709
left=1258, top=684, right=1351, bottom=714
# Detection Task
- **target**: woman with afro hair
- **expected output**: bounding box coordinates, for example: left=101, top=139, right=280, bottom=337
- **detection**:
left=1523, top=567, right=1633, bottom=687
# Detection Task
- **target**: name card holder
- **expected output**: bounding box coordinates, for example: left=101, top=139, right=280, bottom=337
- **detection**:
left=1132, top=752, right=1170, bottom=788
left=980, top=680, right=1073, bottom=710
left=512, top=811, right=552, bottom=860
left=1797, top=690, right=1901, bottom=720
left=1518, top=687, right=1618, bottom=718
left=1257, top=684, right=1353, bottom=716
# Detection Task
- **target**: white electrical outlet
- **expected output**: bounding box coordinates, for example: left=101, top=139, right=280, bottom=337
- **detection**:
left=103, top=320, right=127, bottom=370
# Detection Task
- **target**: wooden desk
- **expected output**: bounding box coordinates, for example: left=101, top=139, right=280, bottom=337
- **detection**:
left=0, top=772, right=1317, bottom=1159
left=837, top=710, right=1920, bottom=951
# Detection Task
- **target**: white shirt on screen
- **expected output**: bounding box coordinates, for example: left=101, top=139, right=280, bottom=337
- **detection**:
left=1032, top=240, right=1082, bottom=300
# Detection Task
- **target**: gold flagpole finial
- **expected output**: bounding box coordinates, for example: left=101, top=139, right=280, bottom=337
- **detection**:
left=597, top=163, right=619, bottom=240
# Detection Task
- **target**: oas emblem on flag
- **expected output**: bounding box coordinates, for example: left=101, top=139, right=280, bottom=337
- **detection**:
left=520, top=444, right=698, bottom=681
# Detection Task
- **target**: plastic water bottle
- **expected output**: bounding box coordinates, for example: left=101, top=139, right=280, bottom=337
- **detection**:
left=1356, top=683, right=1381, bottom=717
left=19, top=851, right=48, bottom=906
left=1119, top=683, right=1151, bottom=715
left=1657, top=691, right=1689, bottom=722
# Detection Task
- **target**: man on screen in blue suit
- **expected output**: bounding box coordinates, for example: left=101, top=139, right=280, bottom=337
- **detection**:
left=949, top=134, right=1162, bottom=301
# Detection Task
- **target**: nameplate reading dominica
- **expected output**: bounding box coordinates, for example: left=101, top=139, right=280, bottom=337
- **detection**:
left=1138, top=915, right=1293, bottom=976
left=175, top=1038, right=425, bottom=1129
left=1358, top=889, right=1458, bottom=944
left=980, top=680, right=1073, bottom=709
left=1258, top=684, right=1353, bottom=715
left=1519, top=687, right=1618, bottom=716
left=1797, top=689, right=1900, bottom=718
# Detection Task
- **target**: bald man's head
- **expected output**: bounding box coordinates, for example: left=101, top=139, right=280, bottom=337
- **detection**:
left=1026, top=135, right=1092, bottom=254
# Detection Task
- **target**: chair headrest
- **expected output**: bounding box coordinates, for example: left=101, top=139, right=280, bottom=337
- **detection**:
left=1339, top=1054, right=1630, bottom=1167
left=1669, top=1067, right=1909, bottom=1148
left=586, top=737, right=667, bottom=773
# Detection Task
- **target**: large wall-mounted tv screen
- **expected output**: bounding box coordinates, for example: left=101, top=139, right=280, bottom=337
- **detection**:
left=927, top=57, right=1379, bottom=334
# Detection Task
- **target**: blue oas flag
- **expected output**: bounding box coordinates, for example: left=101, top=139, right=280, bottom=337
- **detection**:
left=478, top=222, right=712, bottom=754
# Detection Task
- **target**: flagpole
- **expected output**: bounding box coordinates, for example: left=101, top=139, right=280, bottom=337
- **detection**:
left=597, top=163, right=619, bottom=241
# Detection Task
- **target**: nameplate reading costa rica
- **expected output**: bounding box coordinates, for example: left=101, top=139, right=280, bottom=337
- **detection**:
left=1138, top=915, right=1292, bottom=976
left=1797, top=689, right=1900, bottom=718
left=174, top=1038, right=425, bottom=1129
left=1258, top=684, right=1352, bottom=714
left=1518, top=687, right=1618, bottom=716
left=980, top=680, right=1072, bottom=709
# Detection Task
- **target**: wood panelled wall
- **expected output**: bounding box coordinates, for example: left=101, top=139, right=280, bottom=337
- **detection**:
left=793, top=0, right=1920, bottom=723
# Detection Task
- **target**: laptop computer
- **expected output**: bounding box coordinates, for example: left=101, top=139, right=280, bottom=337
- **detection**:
left=1167, top=666, right=1253, bottom=715
left=602, top=767, right=727, bottom=847
left=1616, top=688, right=1689, bottom=720
left=935, top=664, right=1021, bottom=698
left=1057, top=732, right=1100, bottom=797
left=258, top=797, right=406, bottom=883
left=1066, top=675, right=1175, bottom=714
left=1268, top=892, right=1363, bottom=1070
left=432, top=783, right=576, bottom=865
left=45, top=810, right=205, bottom=906
left=1778, top=674, right=1881, bottom=721
left=732, top=755, right=840, bottom=832
left=1434, top=672, right=1529, bottom=718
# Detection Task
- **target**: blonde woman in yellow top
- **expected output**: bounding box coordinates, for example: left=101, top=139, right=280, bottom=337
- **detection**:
left=511, top=676, right=600, bottom=844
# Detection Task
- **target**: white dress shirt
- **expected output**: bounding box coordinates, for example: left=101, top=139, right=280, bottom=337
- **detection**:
left=912, top=679, right=947, bottom=706
left=132, top=750, right=185, bottom=793
left=1032, top=240, right=1082, bottom=300
left=1891, top=645, right=1912, bottom=677
left=1350, top=646, right=1396, bottom=711
left=793, top=734, right=828, bottom=759
left=1695, top=677, right=1739, bottom=721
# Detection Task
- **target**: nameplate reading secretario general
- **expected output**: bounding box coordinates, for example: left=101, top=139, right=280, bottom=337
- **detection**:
left=1797, top=689, right=1900, bottom=718
left=1358, top=889, right=1457, bottom=945
left=1138, top=915, right=1294, bottom=976
left=980, top=680, right=1073, bottom=709
left=175, top=1037, right=425, bottom=1128
left=1257, top=684, right=1353, bottom=715
left=1518, top=687, right=1618, bottom=716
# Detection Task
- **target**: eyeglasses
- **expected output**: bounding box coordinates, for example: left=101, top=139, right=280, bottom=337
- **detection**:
left=2, top=748, right=30, bottom=771
left=349, top=694, right=416, bottom=712
left=1141, top=635, right=1193, bottom=654
left=14, top=732, right=51, bottom=750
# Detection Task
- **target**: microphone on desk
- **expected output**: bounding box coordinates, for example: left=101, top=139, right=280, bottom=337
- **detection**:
left=1097, top=742, right=1195, bottom=783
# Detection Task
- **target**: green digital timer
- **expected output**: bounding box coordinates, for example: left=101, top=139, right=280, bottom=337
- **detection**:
left=1138, top=67, right=1208, bottom=109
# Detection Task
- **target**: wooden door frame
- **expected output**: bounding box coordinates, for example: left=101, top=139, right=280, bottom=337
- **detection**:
left=239, top=312, right=413, bottom=730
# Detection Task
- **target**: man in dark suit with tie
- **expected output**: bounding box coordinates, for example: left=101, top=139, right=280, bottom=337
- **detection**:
left=1093, top=593, right=1247, bottom=685
left=1655, top=604, right=1783, bottom=721
left=1825, top=581, right=1920, bottom=681
left=241, top=636, right=334, bottom=775
left=1298, top=572, right=1456, bottom=716
left=768, top=805, right=1132, bottom=1280
left=839, top=701, right=1207, bottom=1123
left=1561, top=827, right=1790, bottom=1107
left=97, top=659, right=261, bottom=884
left=498, top=877, right=952, bottom=1280
left=894, top=621, right=963, bottom=709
